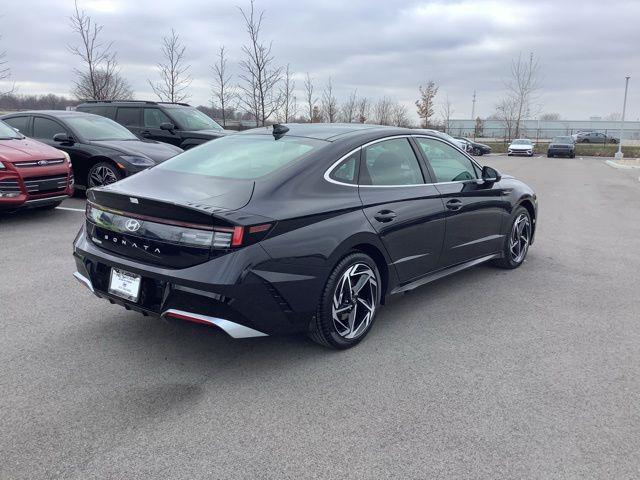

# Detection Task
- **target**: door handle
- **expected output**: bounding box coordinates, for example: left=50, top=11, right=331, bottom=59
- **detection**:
left=374, top=210, right=397, bottom=223
left=445, top=199, right=463, bottom=211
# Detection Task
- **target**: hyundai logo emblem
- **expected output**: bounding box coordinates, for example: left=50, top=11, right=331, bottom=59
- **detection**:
left=124, top=219, right=141, bottom=232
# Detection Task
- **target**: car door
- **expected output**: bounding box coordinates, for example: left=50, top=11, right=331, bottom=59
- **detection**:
left=357, top=137, right=446, bottom=283
left=414, top=136, right=504, bottom=268
left=141, top=108, right=181, bottom=146
left=114, top=107, right=143, bottom=138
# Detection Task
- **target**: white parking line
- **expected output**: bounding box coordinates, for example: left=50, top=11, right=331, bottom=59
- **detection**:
left=55, top=206, right=85, bottom=212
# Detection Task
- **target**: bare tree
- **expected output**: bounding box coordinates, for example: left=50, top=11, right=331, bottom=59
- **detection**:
left=211, top=46, right=235, bottom=127
left=356, top=97, right=370, bottom=123
left=539, top=112, right=560, bottom=121
left=392, top=102, right=411, bottom=127
left=68, top=0, right=132, bottom=100
left=0, top=33, right=15, bottom=96
left=440, top=94, right=454, bottom=133
left=320, top=77, right=338, bottom=123
left=416, top=80, right=439, bottom=128
left=506, top=52, right=541, bottom=138
left=604, top=112, right=622, bottom=121
left=303, top=73, right=317, bottom=122
left=278, top=64, right=296, bottom=122
left=340, top=90, right=358, bottom=123
left=494, top=96, right=519, bottom=140
left=373, top=97, right=394, bottom=125
left=148, top=28, right=191, bottom=103
left=238, top=0, right=283, bottom=126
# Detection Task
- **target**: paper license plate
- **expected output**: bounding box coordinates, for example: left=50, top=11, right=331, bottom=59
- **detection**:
left=108, top=268, right=141, bottom=302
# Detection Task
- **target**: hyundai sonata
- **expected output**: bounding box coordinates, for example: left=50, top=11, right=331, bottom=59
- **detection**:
left=73, top=124, right=537, bottom=349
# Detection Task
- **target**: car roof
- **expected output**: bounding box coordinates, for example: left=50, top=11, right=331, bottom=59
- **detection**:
left=2, top=110, right=95, bottom=118
left=237, top=123, right=411, bottom=141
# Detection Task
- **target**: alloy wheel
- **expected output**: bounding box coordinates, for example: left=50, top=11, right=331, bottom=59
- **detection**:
left=510, top=213, right=531, bottom=263
left=331, top=263, right=378, bottom=339
left=89, top=165, right=119, bottom=187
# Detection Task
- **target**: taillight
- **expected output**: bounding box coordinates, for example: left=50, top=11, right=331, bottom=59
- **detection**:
left=212, top=223, right=272, bottom=249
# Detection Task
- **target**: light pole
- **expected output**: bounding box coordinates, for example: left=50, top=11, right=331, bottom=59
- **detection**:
left=615, top=76, right=630, bottom=160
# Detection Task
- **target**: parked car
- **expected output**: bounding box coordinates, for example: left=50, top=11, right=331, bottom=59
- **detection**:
left=1, top=111, right=183, bottom=190
left=547, top=136, right=576, bottom=158
left=575, top=131, right=618, bottom=144
left=0, top=119, right=74, bottom=211
left=455, top=137, right=492, bottom=156
left=508, top=139, right=535, bottom=157
left=414, top=129, right=470, bottom=152
left=76, top=100, right=229, bottom=150
left=73, top=123, right=537, bottom=349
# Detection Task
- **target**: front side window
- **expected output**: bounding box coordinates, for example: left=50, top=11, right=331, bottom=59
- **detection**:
left=415, top=137, right=477, bottom=183
left=144, top=108, right=172, bottom=128
left=163, top=106, right=223, bottom=131
left=32, top=117, right=66, bottom=140
left=157, top=134, right=327, bottom=179
left=361, top=138, right=424, bottom=186
left=0, top=119, right=23, bottom=139
left=65, top=115, right=138, bottom=141
left=115, top=107, right=141, bottom=127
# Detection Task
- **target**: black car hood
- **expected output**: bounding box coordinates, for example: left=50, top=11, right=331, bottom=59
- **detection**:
left=180, top=129, right=228, bottom=140
left=99, top=167, right=254, bottom=212
left=90, top=140, right=182, bottom=162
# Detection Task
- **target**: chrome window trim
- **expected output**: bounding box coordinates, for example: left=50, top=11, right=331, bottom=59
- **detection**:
left=323, top=133, right=484, bottom=188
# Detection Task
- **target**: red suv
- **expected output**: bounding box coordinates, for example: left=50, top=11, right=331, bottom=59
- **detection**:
left=0, top=119, right=73, bottom=211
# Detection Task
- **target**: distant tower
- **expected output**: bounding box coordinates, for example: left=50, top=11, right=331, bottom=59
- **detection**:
left=471, top=90, right=477, bottom=120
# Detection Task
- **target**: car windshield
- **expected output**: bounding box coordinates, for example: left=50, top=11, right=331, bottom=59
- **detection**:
left=553, top=136, right=573, bottom=143
left=165, top=106, right=223, bottom=131
left=512, top=139, right=532, bottom=145
left=65, top=115, right=138, bottom=141
left=157, top=134, right=327, bottom=179
left=0, top=120, right=23, bottom=139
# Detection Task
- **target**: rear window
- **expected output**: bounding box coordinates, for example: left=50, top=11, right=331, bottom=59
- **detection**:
left=157, top=135, right=327, bottom=179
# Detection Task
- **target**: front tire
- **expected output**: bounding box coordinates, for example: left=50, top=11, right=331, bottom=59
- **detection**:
left=309, top=253, right=381, bottom=349
left=492, top=206, right=532, bottom=269
left=87, top=162, right=122, bottom=188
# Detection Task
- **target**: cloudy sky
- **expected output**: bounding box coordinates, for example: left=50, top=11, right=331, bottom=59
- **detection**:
left=1, top=0, right=639, bottom=121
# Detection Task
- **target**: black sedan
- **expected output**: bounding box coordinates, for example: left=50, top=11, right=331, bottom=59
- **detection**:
left=73, top=124, right=537, bottom=349
left=1, top=111, right=183, bottom=190
left=547, top=136, right=576, bottom=158
left=455, top=137, right=492, bottom=156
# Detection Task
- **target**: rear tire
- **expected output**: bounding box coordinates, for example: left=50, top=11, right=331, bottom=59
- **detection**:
left=309, top=252, right=381, bottom=349
left=492, top=206, right=532, bottom=269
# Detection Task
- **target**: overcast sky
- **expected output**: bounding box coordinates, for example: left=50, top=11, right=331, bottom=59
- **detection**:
left=1, top=0, right=639, bottom=121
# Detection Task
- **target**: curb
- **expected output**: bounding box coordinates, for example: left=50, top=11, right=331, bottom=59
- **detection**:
left=605, top=159, right=640, bottom=170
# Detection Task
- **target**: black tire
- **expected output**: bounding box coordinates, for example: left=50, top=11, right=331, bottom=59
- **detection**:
left=308, top=252, right=381, bottom=349
left=87, top=161, right=122, bottom=188
left=492, top=206, right=532, bottom=269
left=547, top=153, right=553, bottom=158
left=570, top=152, right=576, bottom=158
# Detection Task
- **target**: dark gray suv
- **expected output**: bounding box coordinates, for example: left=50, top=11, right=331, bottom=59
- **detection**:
left=76, top=101, right=229, bottom=150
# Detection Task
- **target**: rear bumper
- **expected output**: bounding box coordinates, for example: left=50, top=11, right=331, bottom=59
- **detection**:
left=547, top=148, right=574, bottom=155
left=72, top=226, right=324, bottom=337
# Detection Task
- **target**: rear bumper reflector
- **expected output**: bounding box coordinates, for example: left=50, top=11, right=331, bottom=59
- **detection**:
left=73, top=271, right=95, bottom=293
left=162, top=309, right=268, bottom=338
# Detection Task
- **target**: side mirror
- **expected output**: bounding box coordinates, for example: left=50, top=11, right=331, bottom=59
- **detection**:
left=481, top=165, right=501, bottom=183
left=160, top=122, right=175, bottom=131
left=53, top=132, right=73, bottom=144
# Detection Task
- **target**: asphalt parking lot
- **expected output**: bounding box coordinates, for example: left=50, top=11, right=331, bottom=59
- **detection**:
left=1, top=155, right=639, bottom=479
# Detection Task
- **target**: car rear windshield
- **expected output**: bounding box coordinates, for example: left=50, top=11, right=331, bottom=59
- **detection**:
left=0, top=120, right=22, bottom=139
left=156, top=134, right=327, bottom=179
left=65, top=115, right=138, bottom=141
left=164, top=106, right=223, bottom=131
left=553, top=136, right=573, bottom=143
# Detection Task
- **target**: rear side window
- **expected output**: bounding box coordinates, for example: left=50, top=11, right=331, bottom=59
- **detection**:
left=329, top=152, right=359, bottom=185
left=415, top=137, right=477, bottom=183
left=115, top=107, right=141, bottom=127
left=32, top=117, right=66, bottom=140
left=3, top=116, right=29, bottom=135
left=79, top=106, right=112, bottom=118
left=360, top=138, right=424, bottom=186
left=144, top=108, right=172, bottom=128
left=157, top=135, right=327, bottom=179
